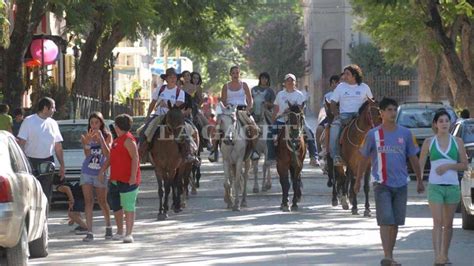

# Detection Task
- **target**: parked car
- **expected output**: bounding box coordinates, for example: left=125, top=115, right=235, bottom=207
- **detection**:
left=460, top=160, right=474, bottom=230
left=0, top=131, right=52, bottom=265
left=451, top=118, right=474, bottom=162
left=396, top=102, right=457, bottom=177
left=53, top=119, right=114, bottom=202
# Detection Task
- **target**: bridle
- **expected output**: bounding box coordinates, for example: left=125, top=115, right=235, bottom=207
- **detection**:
left=346, top=104, right=380, bottom=147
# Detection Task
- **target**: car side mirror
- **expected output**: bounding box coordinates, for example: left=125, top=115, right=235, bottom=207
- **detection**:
left=38, top=162, right=55, bottom=175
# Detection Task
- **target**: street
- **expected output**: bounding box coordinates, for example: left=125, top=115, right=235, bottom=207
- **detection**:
left=32, top=155, right=474, bottom=265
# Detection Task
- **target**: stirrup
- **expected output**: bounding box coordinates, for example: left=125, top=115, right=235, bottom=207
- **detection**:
left=334, top=156, right=344, bottom=166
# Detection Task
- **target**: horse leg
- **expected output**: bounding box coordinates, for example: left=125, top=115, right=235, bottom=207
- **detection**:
left=223, top=160, right=233, bottom=209
left=328, top=156, right=338, bottom=206
left=349, top=174, right=359, bottom=215
left=252, top=159, right=259, bottom=193
left=163, top=178, right=171, bottom=215
left=363, top=170, right=371, bottom=217
left=265, top=161, right=272, bottom=191
left=190, top=166, right=197, bottom=195
left=278, top=169, right=290, bottom=212
left=241, top=160, right=250, bottom=208
left=196, top=165, right=201, bottom=189
left=233, top=162, right=242, bottom=212
left=336, top=167, right=349, bottom=210
left=156, top=170, right=167, bottom=221
left=291, top=167, right=302, bottom=211
left=174, top=173, right=183, bottom=213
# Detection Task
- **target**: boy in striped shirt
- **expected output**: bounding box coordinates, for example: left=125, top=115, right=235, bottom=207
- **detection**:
left=355, top=98, right=424, bottom=266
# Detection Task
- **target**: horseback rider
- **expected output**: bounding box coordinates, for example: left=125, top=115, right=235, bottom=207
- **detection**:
left=208, top=65, right=260, bottom=162
left=329, top=65, right=373, bottom=166
left=251, top=72, right=275, bottom=124
left=270, top=74, right=318, bottom=166
left=139, top=67, right=199, bottom=164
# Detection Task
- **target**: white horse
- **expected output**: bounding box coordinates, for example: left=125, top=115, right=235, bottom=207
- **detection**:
left=252, top=108, right=272, bottom=193
left=218, top=102, right=250, bottom=211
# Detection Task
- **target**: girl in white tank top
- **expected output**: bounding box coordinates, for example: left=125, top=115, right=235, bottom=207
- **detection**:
left=226, top=82, right=247, bottom=106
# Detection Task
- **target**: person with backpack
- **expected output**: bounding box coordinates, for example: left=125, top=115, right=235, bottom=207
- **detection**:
left=139, top=67, right=198, bottom=164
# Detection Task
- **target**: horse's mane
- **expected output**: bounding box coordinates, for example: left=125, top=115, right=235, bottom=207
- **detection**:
left=288, top=104, right=302, bottom=113
left=358, top=99, right=376, bottom=115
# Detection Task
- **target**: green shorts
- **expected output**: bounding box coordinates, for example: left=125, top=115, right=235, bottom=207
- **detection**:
left=120, top=187, right=139, bottom=212
left=427, top=184, right=460, bottom=204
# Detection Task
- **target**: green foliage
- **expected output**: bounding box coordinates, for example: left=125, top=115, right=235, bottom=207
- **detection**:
left=0, top=0, right=9, bottom=48
left=244, top=13, right=306, bottom=86
left=348, top=43, right=415, bottom=76
left=30, top=81, right=71, bottom=119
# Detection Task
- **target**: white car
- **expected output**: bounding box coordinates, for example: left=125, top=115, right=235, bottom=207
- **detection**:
left=0, top=131, right=51, bottom=265
left=53, top=119, right=114, bottom=202
left=461, top=158, right=474, bottom=230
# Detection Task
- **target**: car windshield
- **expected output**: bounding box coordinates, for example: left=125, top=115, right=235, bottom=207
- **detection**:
left=59, top=124, right=88, bottom=149
left=397, top=107, right=456, bottom=128
left=462, top=123, right=474, bottom=143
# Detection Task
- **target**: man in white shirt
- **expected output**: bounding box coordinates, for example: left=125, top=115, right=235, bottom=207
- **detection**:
left=329, top=65, right=373, bottom=166
left=18, top=97, right=65, bottom=202
left=270, top=73, right=319, bottom=166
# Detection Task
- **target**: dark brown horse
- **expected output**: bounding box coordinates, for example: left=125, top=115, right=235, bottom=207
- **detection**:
left=328, top=98, right=381, bottom=216
left=179, top=120, right=200, bottom=208
left=276, top=103, right=306, bottom=212
left=150, top=101, right=186, bottom=220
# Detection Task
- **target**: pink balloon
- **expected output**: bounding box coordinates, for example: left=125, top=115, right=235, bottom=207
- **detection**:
left=30, top=39, right=59, bottom=65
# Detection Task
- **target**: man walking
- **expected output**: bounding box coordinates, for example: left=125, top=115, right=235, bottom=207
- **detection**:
left=355, top=98, right=424, bottom=266
left=18, top=97, right=65, bottom=202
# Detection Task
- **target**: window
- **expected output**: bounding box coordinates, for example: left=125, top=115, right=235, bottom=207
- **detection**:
left=59, top=124, right=87, bottom=149
left=8, top=137, right=29, bottom=173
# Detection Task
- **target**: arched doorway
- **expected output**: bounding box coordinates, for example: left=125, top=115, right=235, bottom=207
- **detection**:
left=322, top=39, right=341, bottom=81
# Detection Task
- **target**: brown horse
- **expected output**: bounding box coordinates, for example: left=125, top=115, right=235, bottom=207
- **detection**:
left=150, top=101, right=186, bottom=220
left=276, top=103, right=306, bottom=212
left=179, top=120, right=200, bottom=208
left=329, top=98, right=381, bottom=216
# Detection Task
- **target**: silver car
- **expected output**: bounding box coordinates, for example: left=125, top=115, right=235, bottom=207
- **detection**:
left=0, top=131, right=50, bottom=265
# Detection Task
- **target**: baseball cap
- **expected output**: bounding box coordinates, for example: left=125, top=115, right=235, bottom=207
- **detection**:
left=284, top=73, right=296, bottom=81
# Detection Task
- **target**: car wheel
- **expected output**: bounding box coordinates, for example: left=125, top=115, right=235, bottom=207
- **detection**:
left=6, top=225, right=28, bottom=266
left=29, top=218, right=49, bottom=258
left=461, top=200, right=474, bottom=230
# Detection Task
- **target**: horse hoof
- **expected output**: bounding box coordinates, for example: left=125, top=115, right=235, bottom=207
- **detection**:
left=342, top=203, right=349, bottom=210
left=157, top=213, right=168, bottom=221
left=227, top=203, right=233, bottom=209
left=352, top=209, right=359, bottom=215
left=266, top=183, right=272, bottom=190
left=332, top=199, right=338, bottom=207
left=364, top=210, right=371, bottom=217
left=261, top=186, right=267, bottom=192
left=181, top=203, right=186, bottom=209
left=196, top=183, right=200, bottom=188
left=280, top=204, right=290, bottom=212
left=174, top=208, right=182, bottom=214
left=191, top=188, right=197, bottom=195
left=240, top=201, right=247, bottom=208
left=232, top=205, right=240, bottom=212
left=253, top=187, right=259, bottom=193
left=327, top=180, right=333, bottom=188
left=291, top=204, right=298, bottom=211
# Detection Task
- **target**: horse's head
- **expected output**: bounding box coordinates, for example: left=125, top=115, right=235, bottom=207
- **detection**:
left=165, top=100, right=185, bottom=136
left=358, top=98, right=381, bottom=128
left=286, top=102, right=305, bottom=139
left=218, top=102, right=237, bottom=143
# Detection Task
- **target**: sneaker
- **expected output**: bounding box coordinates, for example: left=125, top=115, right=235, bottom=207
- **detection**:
left=105, top=227, right=113, bottom=240
left=112, top=233, right=124, bottom=241
left=310, top=157, right=320, bottom=167
left=250, top=151, right=260, bottom=160
left=74, top=226, right=88, bottom=235
left=83, top=232, right=94, bottom=242
left=123, top=234, right=134, bottom=243
left=334, top=156, right=344, bottom=166
left=208, top=151, right=218, bottom=162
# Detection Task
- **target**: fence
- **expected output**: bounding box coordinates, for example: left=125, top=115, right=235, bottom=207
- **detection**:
left=72, top=95, right=147, bottom=119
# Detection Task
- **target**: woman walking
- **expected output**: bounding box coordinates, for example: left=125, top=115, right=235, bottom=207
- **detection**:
left=419, top=109, right=468, bottom=265
left=80, top=112, right=112, bottom=242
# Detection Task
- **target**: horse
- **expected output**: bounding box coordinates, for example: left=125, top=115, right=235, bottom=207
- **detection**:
left=218, top=102, right=251, bottom=211
left=251, top=107, right=273, bottom=193
left=150, top=101, right=186, bottom=220
left=179, top=120, right=200, bottom=208
left=276, top=103, right=306, bottom=212
left=327, top=98, right=381, bottom=216
left=191, top=109, right=208, bottom=188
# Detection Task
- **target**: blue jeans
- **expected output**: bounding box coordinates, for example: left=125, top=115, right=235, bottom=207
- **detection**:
left=304, top=124, right=318, bottom=159
left=374, top=183, right=408, bottom=226
left=329, top=112, right=357, bottom=158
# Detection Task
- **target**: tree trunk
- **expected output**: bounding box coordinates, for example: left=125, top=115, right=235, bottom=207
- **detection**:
left=425, top=1, right=474, bottom=112
left=2, top=0, right=48, bottom=109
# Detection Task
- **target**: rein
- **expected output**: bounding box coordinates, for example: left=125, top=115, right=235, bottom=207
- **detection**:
left=345, top=105, right=379, bottom=147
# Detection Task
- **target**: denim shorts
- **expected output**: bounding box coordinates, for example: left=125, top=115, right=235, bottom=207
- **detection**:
left=374, top=183, right=408, bottom=226
left=80, top=173, right=108, bottom=188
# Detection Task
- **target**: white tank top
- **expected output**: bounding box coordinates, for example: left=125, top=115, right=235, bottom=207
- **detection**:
left=428, top=136, right=459, bottom=185
left=226, top=82, right=247, bottom=106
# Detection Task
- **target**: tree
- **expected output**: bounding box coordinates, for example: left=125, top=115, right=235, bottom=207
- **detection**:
left=0, top=0, right=9, bottom=48
left=351, top=0, right=474, bottom=111
left=347, top=43, right=415, bottom=76
left=1, top=0, right=50, bottom=108
left=244, top=13, right=306, bottom=88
